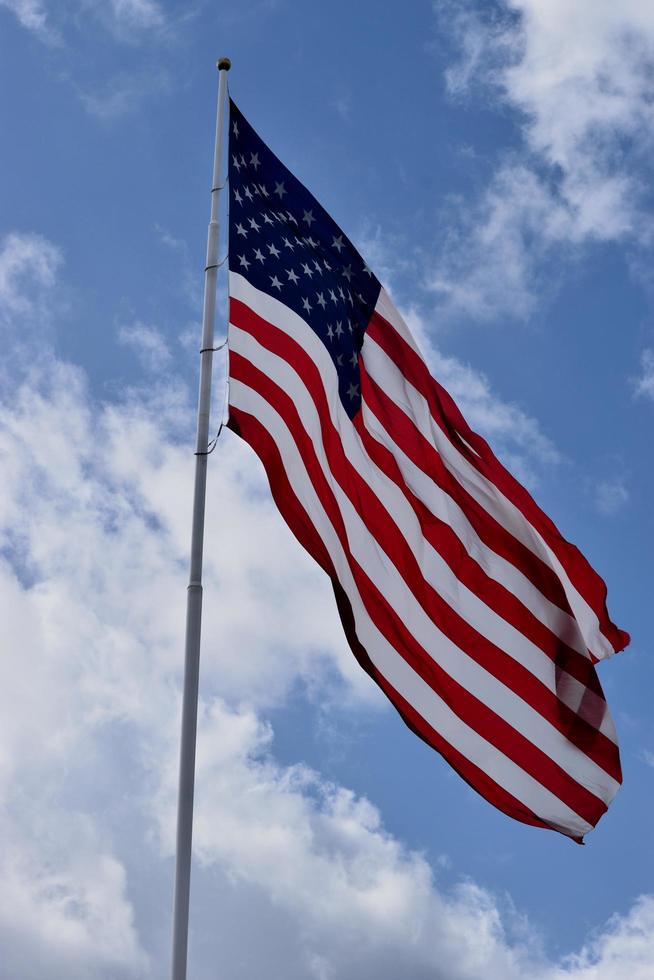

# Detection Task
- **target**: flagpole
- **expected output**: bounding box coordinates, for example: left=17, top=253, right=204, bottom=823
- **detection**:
left=171, top=57, right=230, bottom=980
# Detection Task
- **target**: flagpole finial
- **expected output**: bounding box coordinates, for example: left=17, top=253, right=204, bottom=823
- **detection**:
left=217, top=57, right=231, bottom=71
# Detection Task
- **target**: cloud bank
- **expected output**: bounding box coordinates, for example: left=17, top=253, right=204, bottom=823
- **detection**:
left=434, top=0, right=654, bottom=321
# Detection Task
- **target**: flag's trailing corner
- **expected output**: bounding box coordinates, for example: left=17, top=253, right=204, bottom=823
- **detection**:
left=225, top=96, right=628, bottom=841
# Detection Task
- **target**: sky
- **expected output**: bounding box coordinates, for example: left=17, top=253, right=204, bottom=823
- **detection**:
left=0, top=1, right=653, bottom=977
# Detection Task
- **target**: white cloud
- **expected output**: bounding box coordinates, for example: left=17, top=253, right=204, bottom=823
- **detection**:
left=402, top=303, right=559, bottom=483
left=551, top=897, right=654, bottom=980
left=0, top=0, right=53, bottom=39
left=594, top=477, right=629, bottom=516
left=86, top=0, right=166, bottom=44
left=0, top=811, right=147, bottom=979
left=634, top=348, right=654, bottom=400
left=431, top=163, right=577, bottom=321
left=435, top=0, right=654, bottom=320
left=76, top=69, right=170, bottom=120
left=0, top=0, right=165, bottom=44
left=0, top=229, right=650, bottom=979
left=331, top=91, right=353, bottom=123
left=110, top=0, right=163, bottom=30
left=155, top=224, right=204, bottom=310
left=0, top=231, right=63, bottom=323
left=118, top=320, right=172, bottom=372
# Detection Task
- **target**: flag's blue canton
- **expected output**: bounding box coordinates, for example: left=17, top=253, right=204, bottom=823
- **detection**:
left=228, top=100, right=381, bottom=418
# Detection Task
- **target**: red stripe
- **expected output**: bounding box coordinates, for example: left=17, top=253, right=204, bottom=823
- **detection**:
left=229, top=346, right=609, bottom=825
left=228, top=404, right=585, bottom=840
left=368, top=309, right=630, bottom=655
left=230, top=300, right=619, bottom=781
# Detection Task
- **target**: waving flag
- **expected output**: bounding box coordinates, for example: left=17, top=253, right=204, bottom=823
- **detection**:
left=225, top=99, right=629, bottom=841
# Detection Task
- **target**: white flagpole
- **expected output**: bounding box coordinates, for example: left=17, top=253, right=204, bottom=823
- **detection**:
left=171, top=56, right=230, bottom=980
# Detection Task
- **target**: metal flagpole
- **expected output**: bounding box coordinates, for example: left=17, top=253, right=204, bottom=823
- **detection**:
left=171, top=56, right=230, bottom=980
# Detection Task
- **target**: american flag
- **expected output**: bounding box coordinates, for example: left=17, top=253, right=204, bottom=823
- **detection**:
left=225, top=99, right=629, bottom=841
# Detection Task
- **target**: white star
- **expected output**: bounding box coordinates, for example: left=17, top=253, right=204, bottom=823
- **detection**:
left=316, top=292, right=327, bottom=309
left=336, top=354, right=343, bottom=367
left=250, top=152, right=260, bottom=170
left=253, top=248, right=265, bottom=263
left=302, top=297, right=312, bottom=313
left=323, top=258, right=332, bottom=271
left=356, top=292, right=364, bottom=303
left=282, top=237, right=295, bottom=250
left=262, top=212, right=274, bottom=225
left=233, top=188, right=243, bottom=205
left=306, top=237, right=318, bottom=249
left=327, top=324, right=334, bottom=340
left=274, top=181, right=286, bottom=198
left=287, top=268, right=299, bottom=284
left=347, top=291, right=353, bottom=306
left=287, top=212, right=298, bottom=226
left=270, top=275, right=282, bottom=290
left=347, top=382, right=359, bottom=400
left=253, top=184, right=261, bottom=196
left=329, top=289, right=338, bottom=304
left=244, top=186, right=253, bottom=201
left=259, top=184, right=269, bottom=197
left=363, top=264, right=373, bottom=276
left=238, top=254, right=250, bottom=270
left=277, top=211, right=288, bottom=223
left=335, top=321, right=343, bottom=337
left=232, top=155, right=242, bottom=171
left=235, top=223, right=247, bottom=237
left=347, top=319, right=354, bottom=333
left=332, top=235, right=344, bottom=252
left=268, top=243, right=281, bottom=258
left=232, top=120, right=239, bottom=138
left=303, top=209, right=315, bottom=226
left=338, top=286, right=345, bottom=300
left=240, top=154, right=246, bottom=167
left=342, top=265, right=352, bottom=282
left=350, top=351, right=358, bottom=366
left=249, top=217, right=261, bottom=232
left=313, top=260, right=323, bottom=274
left=301, top=262, right=314, bottom=277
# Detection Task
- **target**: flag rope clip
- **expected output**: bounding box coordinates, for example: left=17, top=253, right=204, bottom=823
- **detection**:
left=195, top=341, right=229, bottom=456
left=194, top=424, right=223, bottom=456
left=200, top=339, right=227, bottom=354
left=204, top=252, right=228, bottom=273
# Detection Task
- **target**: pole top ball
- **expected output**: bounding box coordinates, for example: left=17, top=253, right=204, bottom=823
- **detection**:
left=217, top=58, right=231, bottom=71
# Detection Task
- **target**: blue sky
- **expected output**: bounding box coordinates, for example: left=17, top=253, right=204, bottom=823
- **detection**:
left=0, top=1, right=653, bottom=977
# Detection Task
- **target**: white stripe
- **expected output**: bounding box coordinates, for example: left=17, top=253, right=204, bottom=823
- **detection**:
left=229, top=314, right=618, bottom=798
left=365, top=298, right=615, bottom=662
left=229, top=375, right=596, bottom=838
